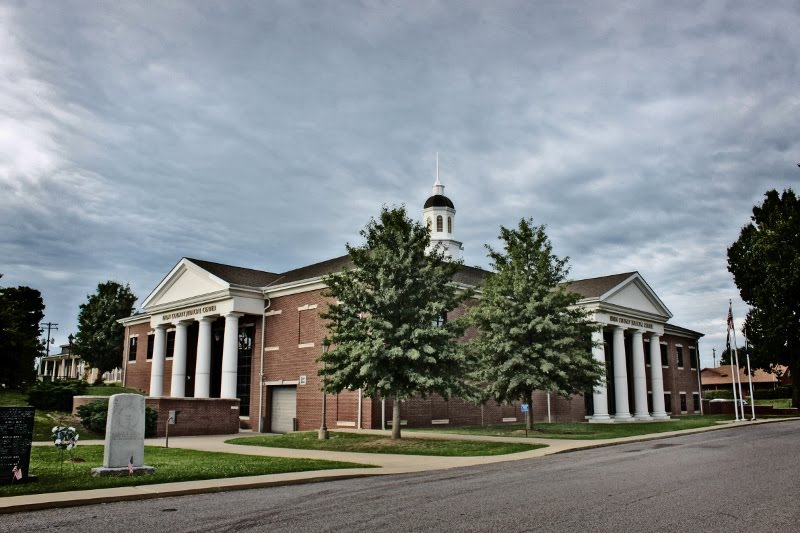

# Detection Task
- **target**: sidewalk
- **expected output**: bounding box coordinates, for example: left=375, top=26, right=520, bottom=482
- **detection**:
left=2, top=417, right=794, bottom=514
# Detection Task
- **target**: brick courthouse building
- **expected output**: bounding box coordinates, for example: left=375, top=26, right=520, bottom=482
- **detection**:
left=119, top=179, right=704, bottom=433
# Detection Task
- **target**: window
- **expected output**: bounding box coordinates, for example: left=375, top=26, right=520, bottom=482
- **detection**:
left=680, top=392, right=687, bottom=413
left=676, top=346, right=684, bottom=368
left=447, top=216, right=452, bottom=234
left=146, top=334, right=154, bottom=360
left=664, top=392, right=672, bottom=413
left=426, top=217, right=432, bottom=230
left=166, top=330, right=175, bottom=358
left=693, top=392, right=701, bottom=413
left=660, top=344, right=669, bottom=367
left=689, top=347, right=697, bottom=369
left=128, top=336, right=138, bottom=362
left=436, top=215, right=443, bottom=232
left=433, top=312, right=447, bottom=327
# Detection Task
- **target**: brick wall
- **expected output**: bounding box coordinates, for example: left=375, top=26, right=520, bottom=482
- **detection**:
left=72, top=395, right=240, bottom=437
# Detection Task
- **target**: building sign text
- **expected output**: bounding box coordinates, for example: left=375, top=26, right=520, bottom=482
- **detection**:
left=609, top=315, right=653, bottom=330
left=162, top=305, right=217, bottom=321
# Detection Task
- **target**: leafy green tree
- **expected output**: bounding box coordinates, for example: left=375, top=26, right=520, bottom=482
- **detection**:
left=73, top=281, right=137, bottom=374
left=728, top=188, right=800, bottom=407
left=0, top=278, right=45, bottom=388
left=467, top=219, right=604, bottom=429
left=320, top=206, right=470, bottom=439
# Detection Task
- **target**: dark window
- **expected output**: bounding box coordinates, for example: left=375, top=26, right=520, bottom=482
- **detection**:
left=128, top=337, right=138, bottom=362
left=689, top=347, right=697, bottom=369
left=664, top=393, right=672, bottom=413
left=146, top=334, right=154, bottom=360
left=693, top=392, right=701, bottom=413
left=436, top=215, right=443, bottom=232
left=677, top=346, right=684, bottom=368
left=166, top=330, right=175, bottom=358
left=237, top=326, right=254, bottom=417
left=660, top=344, right=669, bottom=367
left=680, top=393, right=687, bottom=412
left=432, top=312, right=447, bottom=327
left=447, top=216, right=452, bottom=233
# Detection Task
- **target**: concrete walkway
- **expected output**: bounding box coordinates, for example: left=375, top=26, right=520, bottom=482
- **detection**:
left=2, top=417, right=794, bottom=514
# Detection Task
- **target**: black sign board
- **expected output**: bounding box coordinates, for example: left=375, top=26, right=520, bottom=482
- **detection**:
left=0, top=406, right=35, bottom=484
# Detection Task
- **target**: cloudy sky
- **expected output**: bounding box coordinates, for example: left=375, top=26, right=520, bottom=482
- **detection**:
left=2, top=1, right=798, bottom=366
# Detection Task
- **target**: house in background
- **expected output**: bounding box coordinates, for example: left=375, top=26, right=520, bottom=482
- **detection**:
left=38, top=343, right=122, bottom=384
left=700, top=365, right=786, bottom=394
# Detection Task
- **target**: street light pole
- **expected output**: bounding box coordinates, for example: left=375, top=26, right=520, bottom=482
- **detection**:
left=319, top=337, right=330, bottom=440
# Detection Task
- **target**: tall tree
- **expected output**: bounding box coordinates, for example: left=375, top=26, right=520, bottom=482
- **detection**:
left=728, top=188, right=800, bottom=407
left=73, top=281, right=137, bottom=374
left=467, top=219, right=604, bottom=429
left=320, top=206, right=470, bottom=439
left=0, top=279, right=45, bottom=388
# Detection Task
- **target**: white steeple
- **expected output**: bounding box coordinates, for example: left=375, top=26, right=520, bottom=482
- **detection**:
left=423, top=155, right=462, bottom=260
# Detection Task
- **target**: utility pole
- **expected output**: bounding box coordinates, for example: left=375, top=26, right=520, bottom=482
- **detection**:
left=42, top=322, right=59, bottom=356
left=712, top=348, right=716, bottom=367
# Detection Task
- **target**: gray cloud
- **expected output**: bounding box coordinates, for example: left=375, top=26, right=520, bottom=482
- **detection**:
left=2, top=1, right=798, bottom=366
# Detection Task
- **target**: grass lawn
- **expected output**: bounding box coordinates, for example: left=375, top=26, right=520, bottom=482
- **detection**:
left=228, top=431, right=546, bottom=456
left=753, top=398, right=793, bottom=408
left=0, top=445, right=373, bottom=497
left=407, top=415, right=737, bottom=440
left=0, top=389, right=104, bottom=442
left=83, top=385, right=143, bottom=396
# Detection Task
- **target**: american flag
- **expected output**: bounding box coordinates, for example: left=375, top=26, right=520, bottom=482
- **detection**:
left=128, top=456, right=134, bottom=475
left=11, top=464, right=22, bottom=481
left=727, top=304, right=734, bottom=331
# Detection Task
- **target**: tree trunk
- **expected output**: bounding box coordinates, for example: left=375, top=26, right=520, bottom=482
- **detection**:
left=525, top=391, right=533, bottom=431
left=392, top=397, right=401, bottom=440
left=790, top=360, right=800, bottom=409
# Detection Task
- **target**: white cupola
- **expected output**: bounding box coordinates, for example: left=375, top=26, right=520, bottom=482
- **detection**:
left=423, top=158, right=462, bottom=260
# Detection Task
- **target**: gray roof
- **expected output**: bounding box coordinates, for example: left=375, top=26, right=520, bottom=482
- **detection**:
left=186, top=258, right=281, bottom=287
left=187, top=256, right=635, bottom=299
left=563, top=272, right=636, bottom=299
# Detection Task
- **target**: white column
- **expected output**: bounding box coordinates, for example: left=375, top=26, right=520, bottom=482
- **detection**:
left=220, top=312, right=243, bottom=399
left=170, top=321, right=191, bottom=397
left=612, top=327, right=632, bottom=420
left=631, top=330, right=652, bottom=420
left=649, top=333, right=669, bottom=419
left=590, top=328, right=611, bottom=422
left=149, top=325, right=168, bottom=396
left=194, top=317, right=214, bottom=398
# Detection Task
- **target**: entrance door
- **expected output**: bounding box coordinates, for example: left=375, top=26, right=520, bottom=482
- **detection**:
left=270, top=386, right=297, bottom=433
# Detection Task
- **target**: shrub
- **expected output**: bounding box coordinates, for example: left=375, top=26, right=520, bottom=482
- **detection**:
left=26, top=380, right=88, bottom=411
left=703, top=390, right=732, bottom=400
left=756, top=385, right=793, bottom=400
left=76, top=399, right=158, bottom=438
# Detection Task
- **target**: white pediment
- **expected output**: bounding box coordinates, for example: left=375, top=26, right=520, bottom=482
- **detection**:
left=142, top=259, right=229, bottom=310
left=601, top=274, right=672, bottom=319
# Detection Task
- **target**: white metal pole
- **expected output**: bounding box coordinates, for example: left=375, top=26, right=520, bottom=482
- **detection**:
left=547, top=392, right=552, bottom=423
left=745, top=351, right=756, bottom=420
left=730, top=357, right=740, bottom=421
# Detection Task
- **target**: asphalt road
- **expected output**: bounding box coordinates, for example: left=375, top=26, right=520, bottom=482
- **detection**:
left=3, top=421, right=799, bottom=532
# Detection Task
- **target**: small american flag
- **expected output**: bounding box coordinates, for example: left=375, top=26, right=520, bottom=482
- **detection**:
left=11, top=464, right=22, bottom=481
left=128, top=456, right=134, bottom=475
left=727, top=303, right=734, bottom=331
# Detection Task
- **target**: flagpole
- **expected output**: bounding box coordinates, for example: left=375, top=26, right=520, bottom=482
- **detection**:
left=727, top=301, right=740, bottom=421
left=731, top=326, right=745, bottom=420
left=745, top=333, right=756, bottom=420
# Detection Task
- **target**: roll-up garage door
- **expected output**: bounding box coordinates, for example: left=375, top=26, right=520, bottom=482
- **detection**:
left=270, top=386, right=297, bottom=433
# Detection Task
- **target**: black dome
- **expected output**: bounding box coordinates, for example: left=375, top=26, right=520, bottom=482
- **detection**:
left=424, top=194, right=454, bottom=209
